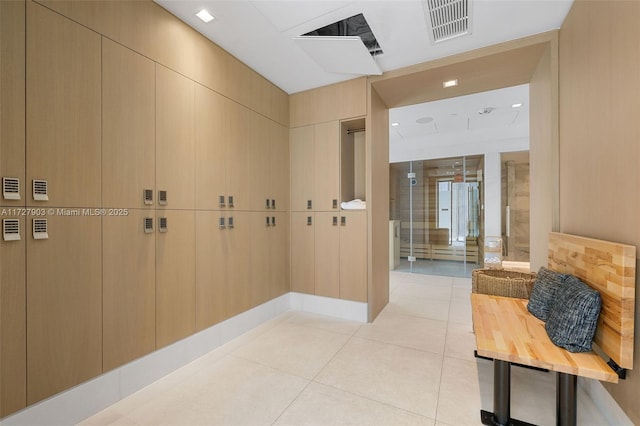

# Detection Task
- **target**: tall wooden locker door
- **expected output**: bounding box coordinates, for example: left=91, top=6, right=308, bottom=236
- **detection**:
left=156, top=64, right=195, bottom=210
left=270, top=123, right=290, bottom=212
left=195, top=85, right=227, bottom=211
left=26, top=2, right=101, bottom=208
left=156, top=210, right=196, bottom=348
left=290, top=126, right=314, bottom=212
left=225, top=102, right=250, bottom=211
left=313, top=121, right=340, bottom=212
left=27, top=215, right=102, bottom=405
left=269, top=212, right=289, bottom=298
left=314, top=212, right=340, bottom=298
left=225, top=211, right=252, bottom=318
left=339, top=211, right=368, bottom=302
left=290, top=212, right=315, bottom=295
left=0, top=216, right=26, bottom=417
left=1, top=0, right=26, bottom=417
left=249, top=213, right=271, bottom=307
left=103, top=210, right=156, bottom=372
left=195, top=211, right=227, bottom=331
left=248, top=113, right=271, bottom=212
left=102, top=38, right=155, bottom=209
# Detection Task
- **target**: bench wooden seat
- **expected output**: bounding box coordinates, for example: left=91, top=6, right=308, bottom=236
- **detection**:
left=471, top=232, right=636, bottom=426
left=472, top=293, right=618, bottom=383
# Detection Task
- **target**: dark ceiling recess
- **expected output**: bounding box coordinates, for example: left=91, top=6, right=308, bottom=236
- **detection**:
left=302, top=13, right=383, bottom=56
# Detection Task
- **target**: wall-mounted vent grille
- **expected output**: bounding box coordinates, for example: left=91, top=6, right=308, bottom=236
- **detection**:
left=3, top=177, right=20, bottom=200
left=33, top=218, right=48, bottom=239
left=144, top=217, right=154, bottom=233
left=158, top=190, right=167, bottom=205
left=3, top=219, right=20, bottom=241
left=423, top=0, right=471, bottom=43
left=33, top=179, right=48, bottom=201
left=159, top=217, right=168, bottom=233
left=144, top=189, right=153, bottom=205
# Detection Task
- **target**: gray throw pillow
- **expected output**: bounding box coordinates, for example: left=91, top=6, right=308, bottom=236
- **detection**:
left=527, top=267, right=568, bottom=321
left=545, top=275, right=601, bottom=353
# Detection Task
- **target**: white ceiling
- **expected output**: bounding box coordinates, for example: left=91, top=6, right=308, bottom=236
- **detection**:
left=155, top=0, right=573, bottom=95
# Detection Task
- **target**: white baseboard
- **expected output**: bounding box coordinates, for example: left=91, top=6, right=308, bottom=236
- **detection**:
left=0, top=292, right=367, bottom=426
left=578, top=377, right=633, bottom=425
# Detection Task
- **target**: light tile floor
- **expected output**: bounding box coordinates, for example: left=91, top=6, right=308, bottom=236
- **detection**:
left=80, top=272, right=611, bottom=426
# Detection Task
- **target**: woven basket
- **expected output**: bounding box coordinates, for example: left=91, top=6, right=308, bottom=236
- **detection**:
left=472, top=268, right=537, bottom=299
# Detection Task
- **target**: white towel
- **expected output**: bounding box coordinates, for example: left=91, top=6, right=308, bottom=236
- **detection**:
left=340, top=199, right=366, bottom=210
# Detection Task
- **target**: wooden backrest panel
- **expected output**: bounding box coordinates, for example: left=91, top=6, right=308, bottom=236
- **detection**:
left=548, top=232, right=636, bottom=369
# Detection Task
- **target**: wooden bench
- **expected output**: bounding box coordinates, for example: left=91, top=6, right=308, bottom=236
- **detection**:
left=471, top=232, right=636, bottom=426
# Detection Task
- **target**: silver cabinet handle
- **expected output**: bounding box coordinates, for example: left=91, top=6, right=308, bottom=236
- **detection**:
left=266, top=216, right=271, bottom=227
left=228, top=216, right=234, bottom=228
left=158, top=190, right=167, bottom=205
left=271, top=199, right=276, bottom=209
left=219, top=195, right=226, bottom=208
left=271, top=216, right=276, bottom=226
left=266, top=198, right=271, bottom=209
left=219, top=217, right=226, bottom=229
left=341, top=216, right=346, bottom=226
left=144, top=189, right=153, bottom=205
left=228, top=196, right=234, bottom=208
left=307, top=216, right=312, bottom=226
left=332, top=199, right=338, bottom=209
left=307, top=200, right=312, bottom=209
left=332, top=216, right=338, bottom=226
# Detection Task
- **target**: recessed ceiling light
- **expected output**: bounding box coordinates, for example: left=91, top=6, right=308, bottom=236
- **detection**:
left=443, top=79, right=458, bottom=88
left=391, top=122, right=400, bottom=127
left=512, top=103, right=523, bottom=108
left=196, top=9, right=215, bottom=23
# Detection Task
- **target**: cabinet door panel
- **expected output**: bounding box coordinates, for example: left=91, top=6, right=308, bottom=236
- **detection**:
left=250, top=213, right=271, bottom=307
left=225, top=102, right=250, bottom=211
left=156, top=210, right=195, bottom=348
left=27, top=2, right=101, bottom=208
left=339, top=211, right=367, bottom=302
left=156, top=65, right=195, bottom=210
left=270, top=123, right=290, bottom=212
left=103, top=210, right=156, bottom=372
left=225, top=212, right=251, bottom=317
left=290, top=126, right=314, bottom=211
left=1, top=216, right=26, bottom=416
left=248, top=114, right=271, bottom=211
left=270, top=212, right=289, bottom=298
left=291, top=212, right=314, bottom=295
left=27, top=215, right=102, bottom=404
left=195, top=85, right=227, bottom=211
left=314, top=212, right=340, bottom=298
left=313, top=121, right=340, bottom=211
left=102, top=38, right=155, bottom=209
left=195, top=211, right=227, bottom=331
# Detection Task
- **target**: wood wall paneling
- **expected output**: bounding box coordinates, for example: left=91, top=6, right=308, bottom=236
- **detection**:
left=225, top=102, right=250, bottom=211
left=270, top=123, right=290, bottom=211
left=558, top=0, right=640, bottom=422
left=314, top=212, right=340, bottom=298
left=195, top=84, right=227, bottom=211
left=156, top=64, right=195, bottom=210
left=313, top=121, right=340, bottom=212
left=102, top=210, right=156, bottom=372
left=195, top=211, right=227, bottom=331
left=250, top=213, right=271, bottom=307
left=26, top=2, right=101, bottom=208
left=155, top=210, right=196, bottom=348
left=225, top=212, right=252, bottom=318
left=270, top=211, right=290, bottom=298
left=102, top=38, right=156, bottom=209
left=339, top=211, right=367, bottom=302
left=248, top=113, right=272, bottom=212
left=26, top=215, right=102, bottom=405
left=290, top=126, right=314, bottom=212
left=290, top=212, right=315, bottom=295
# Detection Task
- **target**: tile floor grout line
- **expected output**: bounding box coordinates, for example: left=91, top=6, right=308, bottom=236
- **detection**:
left=432, top=276, right=456, bottom=425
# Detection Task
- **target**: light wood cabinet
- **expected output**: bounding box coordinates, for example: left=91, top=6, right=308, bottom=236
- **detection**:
left=249, top=114, right=272, bottom=212
left=290, top=125, right=314, bottom=211
left=314, top=212, right=340, bottom=298
left=225, top=102, right=250, bottom=211
left=0, top=216, right=26, bottom=417
left=102, top=210, right=156, bottom=372
left=225, top=211, right=252, bottom=318
left=195, top=211, right=227, bottom=331
left=290, top=212, right=315, bottom=295
left=339, top=211, right=367, bottom=302
left=156, top=64, right=195, bottom=210
left=26, top=2, right=101, bottom=208
left=155, top=210, right=196, bottom=348
left=26, top=214, right=102, bottom=405
left=270, top=123, right=290, bottom=212
left=313, top=121, right=340, bottom=211
left=102, top=38, right=155, bottom=209
left=250, top=213, right=271, bottom=306
left=195, top=84, right=227, bottom=211
left=269, top=212, right=289, bottom=298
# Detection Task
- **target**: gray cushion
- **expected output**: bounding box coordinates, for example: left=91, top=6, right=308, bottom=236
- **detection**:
left=545, top=276, right=601, bottom=353
left=527, top=267, right=568, bottom=321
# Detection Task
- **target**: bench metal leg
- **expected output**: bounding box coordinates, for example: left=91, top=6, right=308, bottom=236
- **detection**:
left=557, top=373, right=577, bottom=426
left=481, top=360, right=537, bottom=426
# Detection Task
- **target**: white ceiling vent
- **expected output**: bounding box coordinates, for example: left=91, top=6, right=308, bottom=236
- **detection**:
left=423, top=0, right=471, bottom=43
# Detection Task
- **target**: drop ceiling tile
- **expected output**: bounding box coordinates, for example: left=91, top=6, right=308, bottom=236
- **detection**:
left=293, top=36, right=382, bottom=75
left=250, top=1, right=351, bottom=32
